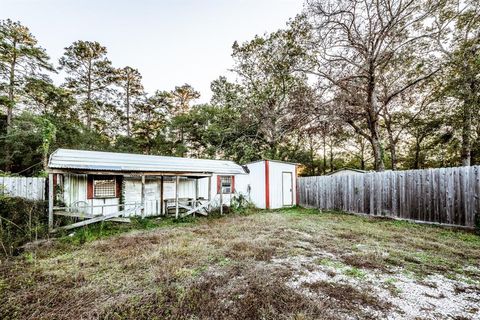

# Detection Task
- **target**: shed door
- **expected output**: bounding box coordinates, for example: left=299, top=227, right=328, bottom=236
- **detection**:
left=282, top=172, right=293, bottom=206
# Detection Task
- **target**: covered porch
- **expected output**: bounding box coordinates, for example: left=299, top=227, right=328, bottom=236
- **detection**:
left=47, top=149, right=246, bottom=232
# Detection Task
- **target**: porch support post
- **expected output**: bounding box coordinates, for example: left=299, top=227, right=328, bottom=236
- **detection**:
left=175, top=175, right=180, bottom=219
left=141, top=175, right=145, bottom=218
left=48, top=173, right=54, bottom=232
left=160, top=176, right=164, bottom=216
left=219, top=177, right=223, bottom=215
left=194, top=178, right=199, bottom=217
left=207, top=175, right=212, bottom=212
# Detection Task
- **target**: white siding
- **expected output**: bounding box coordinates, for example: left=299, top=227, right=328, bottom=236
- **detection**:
left=123, top=178, right=143, bottom=216
left=197, top=174, right=245, bottom=207
left=63, top=174, right=88, bottom=212
left=245, top=162, right=266, bottom=209
left=191, top=161, right=296, bottom=210
left=62, top=175, right=226, bottom=217
left=63, top=174, right=120, bottom=215
left=268, top=161, right=297, bottom=209
left=60, top=160, right=297, bottom=215
left=124, top=177, right=196, bottom=216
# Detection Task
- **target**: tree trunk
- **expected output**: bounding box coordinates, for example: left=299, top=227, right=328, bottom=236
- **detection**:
left=414, top=145, right=420, bottom=169
left=387, top=126, right=397, bottom=171
left=460, top=100, right=472, bottom=167
left=370, top=133, right=385, bottom=171
left=329, top=141, right=334, bottom=172
left=322, top=135, right=327, bottom=174
left=7, top=62, right=15, bottom=129
left=308, top=135, right=315, bottom=175
left=359, top=139, right=365, bottom=170
left=413, top=134, right=424, bottom=170
left=5, top=42, right=17, bottom=172
left=390, top=141, right=397, bottom=171
left=366, top=70, right=385, bottom=172
left=126, top=78, right=131, bottom=137
left=43, top=150, right=49, bottom=171
left=383, top=111, right=397, bottom=170
left=86, top=58, right=92, bottom=129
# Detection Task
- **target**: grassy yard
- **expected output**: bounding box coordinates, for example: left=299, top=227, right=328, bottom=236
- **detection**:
left=1, top=208, right=479, bottom=319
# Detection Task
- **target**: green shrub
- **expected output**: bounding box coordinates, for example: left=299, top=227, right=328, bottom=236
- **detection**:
left=230, top=193, right=256, bottom=214
left=0, top=196, right=48, bottom=257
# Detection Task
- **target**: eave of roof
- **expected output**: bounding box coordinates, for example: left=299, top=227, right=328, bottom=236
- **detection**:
left=48, top=149, right=246, bottom=175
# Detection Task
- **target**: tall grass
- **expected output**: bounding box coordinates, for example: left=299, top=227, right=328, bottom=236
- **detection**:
left=0, top=196, right=47, bottom=256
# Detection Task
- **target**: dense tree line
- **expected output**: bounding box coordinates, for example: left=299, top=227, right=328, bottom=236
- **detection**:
left=0, top=0, right=479, bottom=176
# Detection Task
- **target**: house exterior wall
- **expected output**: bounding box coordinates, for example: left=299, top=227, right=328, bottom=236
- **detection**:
left=124, top=177, right=197, bottom=216
left=244, top=161, right=266, bottom=209
left=63, top=174, right=197, bottom=216
left=60, top=159, right=297, bottom=216
left=197, top=174, right=248, bottom=206
left=328, top=169, right=366, bottom=176
left=63, top=174, right=120, bottom=215
left=199, top=161, right=297, bottom=210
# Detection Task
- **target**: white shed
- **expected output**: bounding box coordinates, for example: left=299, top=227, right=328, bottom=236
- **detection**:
left=240, top=160, right=298, bottom=209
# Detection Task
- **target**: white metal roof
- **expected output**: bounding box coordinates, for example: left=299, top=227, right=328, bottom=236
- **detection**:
left=48, top=149, right=246, bottom=174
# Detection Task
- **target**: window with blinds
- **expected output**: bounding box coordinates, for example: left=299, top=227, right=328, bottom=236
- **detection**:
left=220, top=176, right=232, bottom=194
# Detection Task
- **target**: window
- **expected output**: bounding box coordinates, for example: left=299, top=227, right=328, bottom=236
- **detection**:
left=93, top=178, right=116, bottom=198
left=218, top=176, right=234, bottom=194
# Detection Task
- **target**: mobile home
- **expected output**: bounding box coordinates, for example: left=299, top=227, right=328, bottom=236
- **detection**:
left=47, top=149, right=298, bottom=231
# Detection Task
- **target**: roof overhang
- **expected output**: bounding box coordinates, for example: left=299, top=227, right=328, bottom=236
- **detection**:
left=48, top=149, right=247, bottom=175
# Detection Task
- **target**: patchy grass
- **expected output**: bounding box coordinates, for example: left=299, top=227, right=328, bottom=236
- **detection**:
left=303, top=280, right=390, bottom=312
left=1, top=208, right=479, bottom=319
left=57, top=216, right=196, bottom=245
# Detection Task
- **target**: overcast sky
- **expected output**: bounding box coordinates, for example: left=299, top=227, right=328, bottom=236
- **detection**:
left=3, top=0, right=304, bottom=103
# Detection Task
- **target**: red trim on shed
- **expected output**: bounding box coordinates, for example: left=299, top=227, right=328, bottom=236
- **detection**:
left=231, top=176, right=235, bottom=193
left=295, top=165, right=299, bottom=205
left=217, top=175, right=221, bottom=193
left=87, top=175, right=94, bottom=199
left=115, top=175, right=122, bottom=198
left=265, top=160, right=270, bottom=209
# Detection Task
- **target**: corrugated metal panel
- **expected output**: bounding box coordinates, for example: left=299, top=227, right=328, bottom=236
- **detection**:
left=48, top=149, right=246, bottom=174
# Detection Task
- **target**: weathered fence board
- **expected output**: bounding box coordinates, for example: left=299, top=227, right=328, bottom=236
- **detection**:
left=0, top=177, right=46, bottom=200
left=298, top=166, right=480, bottom=228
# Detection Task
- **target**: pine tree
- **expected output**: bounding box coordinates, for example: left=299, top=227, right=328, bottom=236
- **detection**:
left=115, top=66, right=144, bottom=136
left=0, top=19, right=53, bottom=171
left=59, top=40, right=116, bottom=130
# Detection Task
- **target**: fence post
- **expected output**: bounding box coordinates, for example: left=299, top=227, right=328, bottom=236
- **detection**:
left=141, top=175, right=146, bottom=218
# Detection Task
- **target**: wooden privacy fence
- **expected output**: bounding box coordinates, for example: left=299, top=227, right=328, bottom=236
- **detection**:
left=298, top=166, right=480, bottom=228
left=0, top=177, right=46, bottom=201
